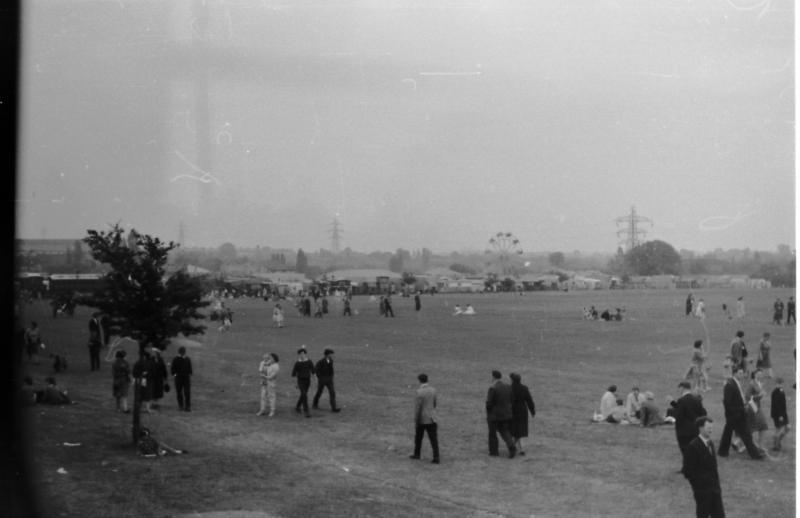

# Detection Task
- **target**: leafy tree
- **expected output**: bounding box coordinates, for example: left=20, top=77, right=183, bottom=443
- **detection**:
left=82, top=225, right=209, bottom=443
left=388, top=249, right=407, bottom=273
left=296, top=249, right=308, bottom=273
left=402, top=272, right=417, bottom=286
left=548, top=251, right=565, bottom=268
left=624, top=240, right=682, bottom=276
left=421, top=248, right=432, bottom=269
left=218, top=242, right=237, bottom=262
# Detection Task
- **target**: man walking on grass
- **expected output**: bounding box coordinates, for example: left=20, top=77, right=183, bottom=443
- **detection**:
left=312, top=348, right=341, bottom=412
left=486, top=370, right=516, bottom=458
left=718, top=367, right=764, bottom=460
left=291, top=347, right=315, bottom=417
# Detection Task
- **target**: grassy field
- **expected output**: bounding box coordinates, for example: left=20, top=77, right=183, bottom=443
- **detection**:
left=14, top=288, right=796, bottom=518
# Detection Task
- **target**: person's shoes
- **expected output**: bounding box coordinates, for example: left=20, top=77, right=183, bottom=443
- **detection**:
left=518, top=451, right=525, bottom=456
left=489, top=452, right=499, bottom=457
left=509, top=448, right=517, bottom=459
left=268, top=412, right=274, bottom=417
left=717, top=452, right=728, bottom=458
left=295, top=408, right=301, bottom=413
left=312, top=405, right=319, bottom=410
left=409, top=455, right=420, bottom=460
left=431, top=459, right=440, bottom=464
left=256, top=411, right=264, bottom=416
left=305, top=413, right=312, bottom=418
left=123, top=409, right=130, bottom=414
left=332, top=408, right=342, bottom=413
left=185, top=408, right=191, bottom=412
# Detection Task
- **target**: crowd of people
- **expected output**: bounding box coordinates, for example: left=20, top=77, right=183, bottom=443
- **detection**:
left=14, top=287, right=794, bottom=517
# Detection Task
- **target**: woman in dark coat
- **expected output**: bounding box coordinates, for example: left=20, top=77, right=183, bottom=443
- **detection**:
left=509, top=373, right=536, bottom=455
left=132, top=345, right=155, bottom=413
left=148, top=348, right=169, bottom=409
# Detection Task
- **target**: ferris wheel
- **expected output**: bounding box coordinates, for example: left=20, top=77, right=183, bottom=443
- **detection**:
left=485, top=232, right=523, bottom=275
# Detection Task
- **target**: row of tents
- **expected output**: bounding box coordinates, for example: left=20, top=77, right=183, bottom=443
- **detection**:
left=186, top=265, right=773, bottom=295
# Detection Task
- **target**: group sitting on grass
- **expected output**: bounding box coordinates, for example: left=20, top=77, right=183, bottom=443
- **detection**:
left=582, top=306, right=624, bottom=321
left=594, top=384, right=674, bottom=426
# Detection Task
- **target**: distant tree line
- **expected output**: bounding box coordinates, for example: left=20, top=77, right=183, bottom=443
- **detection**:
left=16, top=239, right=795, bottom=287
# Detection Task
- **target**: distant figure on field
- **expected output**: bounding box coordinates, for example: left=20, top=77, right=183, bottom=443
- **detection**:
left=756, top=332, right=772, bottom=378
left=683, top=416, right=725, bottom=518
left=486, top=370, right=516, bottom=458
left=111, top=350, right=131, bottom=413
left=509, top=373, right=536, bottom=456
left=729, top=331, right=748, bottom=373
left=736, top=296, right=746, bottom=320
left=272, top=304, right=284, bottom=328
left=343, top=297, right=352, bottom=317
left=685, top=292, right=695, bottom=317
left=721, top=303, right=732, bottom=320
left=384, top=294, right=395, bottom=317
left=149, top=348, right=169, bottom=410
left=414, top=292, right=421, bottom=311
left=171, top=346, right=193, bottom=412
left=694, top=299, right=706, bottom=319
left=452, top=305, right=463, bottom=316
left=24, top=321, right=42, bottom=363
left=463, top=304, right=476, bottom=315
left=88, top=333, right=102, bottom=372
left=770, top=377, right=790, bottom=452
left=786, top=296, right=796, bottom=325
left=409, top=373, right=439, bottom=464
left=772, top=298, right=784, bottom=325
left=687, top=340, right=709, bottom=392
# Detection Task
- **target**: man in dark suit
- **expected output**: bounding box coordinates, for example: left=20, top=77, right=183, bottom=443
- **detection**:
left=718, top=367, right=764, bottom=459
left=312, top=348, right=341, bottom=412
left=410, top=373, right=439, bottom=464
left=291, top=347, right=315, bottom=417
left=486, top=370, right=516, bottom=458
left=674, top=381, right=707, bottom=470
left=683, top=416, right=725, bottom=518
left=170, top=346, right=193, bottom=411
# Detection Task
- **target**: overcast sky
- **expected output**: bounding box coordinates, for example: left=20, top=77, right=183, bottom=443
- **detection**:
left=16, top=0, right=795, bottom=254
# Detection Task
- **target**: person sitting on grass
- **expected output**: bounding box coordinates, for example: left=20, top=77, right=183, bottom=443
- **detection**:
left=640, top=391, right=675, bottom=426
left=39, top=376, right=73, bottom=405
left=137, top=427, right=187, bottom=457
left=452, top=305, right=463, bottom=316
left=625, top=386, right=644, bottom=424
left=598, top=385, right=627, bottom=423
left=462, top=304, right=476, bottom=315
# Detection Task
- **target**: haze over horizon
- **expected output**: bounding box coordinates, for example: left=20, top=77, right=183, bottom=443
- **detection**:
left=16, top=1, right=795, bottom=256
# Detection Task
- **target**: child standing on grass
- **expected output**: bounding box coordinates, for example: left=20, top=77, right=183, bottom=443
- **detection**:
left=770, top=377, right=790, bottom=452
